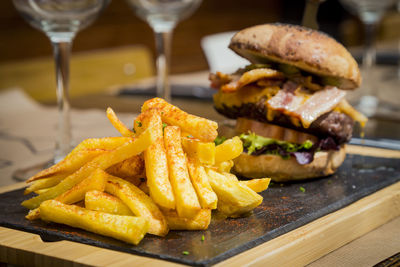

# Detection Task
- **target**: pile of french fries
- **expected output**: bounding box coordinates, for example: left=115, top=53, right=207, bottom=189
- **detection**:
left=22, top=98, right=270, bottom=245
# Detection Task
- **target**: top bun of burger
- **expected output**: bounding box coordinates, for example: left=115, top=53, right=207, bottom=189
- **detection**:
left=229, top=23, right=361, bottom=90
left=210, top=23, right=367, bottom=181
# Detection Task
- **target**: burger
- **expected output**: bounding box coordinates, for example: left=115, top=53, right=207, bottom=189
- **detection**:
left=210, top=23, right=367, bottom=181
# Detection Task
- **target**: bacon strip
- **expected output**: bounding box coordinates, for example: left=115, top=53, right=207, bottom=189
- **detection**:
left=267, top=81, right=346, bottom=128
left=220, top=68, right=284, bottom=93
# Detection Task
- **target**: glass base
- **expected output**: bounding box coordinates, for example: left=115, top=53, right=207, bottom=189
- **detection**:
left=12, top=160, right=54, bottom=182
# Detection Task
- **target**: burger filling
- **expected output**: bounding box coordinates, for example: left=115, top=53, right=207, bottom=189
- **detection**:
left=211, top=64, right=367, bottom=165
left=240, top=132, right=339, bottom=165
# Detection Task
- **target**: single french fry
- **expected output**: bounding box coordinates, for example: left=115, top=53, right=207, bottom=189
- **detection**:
left=162, top=209, right=211, bottom=230
left=182, top=137, right=215, bottom=165
left=22, top=129, right=154, bottom=210
left=34, top=188, right=50, bottom=195
left=142, top=97, right=218, bottom=142
left=106, top=155, right=145, bottom=186
left=106, top=107, right=135, bottom=137
left=106, top=176, right=169, bottom=237
left=239, top=178, right=271, bottom=193
left=135, top=109, right=175, bottom=209
left=55, top=168, right=107, bottom=205
left=24, top=176, right=63, bottom=195
left=27, top=169, right=108, bottom=220
left=40, top=200, right=149, bottom=245
left=215, top=136, right=243, bottom=164
left=206, top=168, right=263, bottom=217
left=85, top=190, right=133, bottom=216
left=164, top=126, right=201, bottom=218
left=27, top=137, right=131, bottom=183
left=187, top=157, right=217, bottom=209
left=214, top=160, right=234, bottom=173
left=25, top=208, right=41, bottom=221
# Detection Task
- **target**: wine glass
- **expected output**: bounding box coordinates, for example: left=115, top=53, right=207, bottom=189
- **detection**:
left=12, top=0, right=110, bottom=180
left=339, top=0, right=396, bottom=117
left=126, top=0, right=202, bottom=102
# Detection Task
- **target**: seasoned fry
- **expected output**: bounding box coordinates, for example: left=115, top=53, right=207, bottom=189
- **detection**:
left=25, top=208, right=41, bottom=221
left=27, top=137, right=132, bottom=183
left=34, top=188, right=50, bottom=195
left=40, top=200, right=149, bottom=245
left=162, top=209, right=211, bottom=230
left=187, top=157, right=217, bottom=209
left=106, top=176, right=169, bottom=237
left=214, top=160, right=234, bottom=173
left=106, top=107, right=135, bottom=137
left=26, top=169, right=108, bottom=220
left=142, top=98, right=218, bottom=142
left=215, top=136, right=243, bottom=163
left=24, top=176, right=63, bottom=195
left=239, top=178, right=271, bottom=193
left=206, top=168, right=263, bottom=217
left=85, top=190, right=133, bottom=216
left=106, top=155, right=145, bottom=186
left=135, top=109, right=175, bottom=209
left=164, top=126, right=201, bottom=218
left=182, top=136, right=215, bottom=165
left=55, top=168, right=107, bottom=205
left=27, top=149, right=106, bottom=183
left=22, top=129, right=154, bottom=210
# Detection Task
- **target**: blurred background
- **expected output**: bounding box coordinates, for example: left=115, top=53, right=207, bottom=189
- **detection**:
left=0, top=0, right=399, bottom=103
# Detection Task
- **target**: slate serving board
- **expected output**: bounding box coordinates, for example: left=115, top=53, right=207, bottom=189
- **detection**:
left=0, top=153, right=399, bottom=267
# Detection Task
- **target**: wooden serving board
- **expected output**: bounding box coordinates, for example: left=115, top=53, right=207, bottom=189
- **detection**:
left=0, top=144, right=399, bottom=267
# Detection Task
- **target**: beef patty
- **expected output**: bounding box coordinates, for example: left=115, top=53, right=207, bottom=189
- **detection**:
left=215, top=97, right=354, bottom=144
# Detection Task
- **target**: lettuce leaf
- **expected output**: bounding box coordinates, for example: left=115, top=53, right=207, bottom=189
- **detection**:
left=240, top=132, right=313, bottom=155
left=239, top=132, right=338, bottom=165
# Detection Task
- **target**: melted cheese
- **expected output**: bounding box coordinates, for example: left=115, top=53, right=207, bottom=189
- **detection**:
left=213, top=86, right=280, bottom=109
left=336, top=100, right=368, bottom=126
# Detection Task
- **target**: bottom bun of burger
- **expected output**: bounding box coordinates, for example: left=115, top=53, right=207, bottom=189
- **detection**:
left=233, top=146, right=346, bottom=181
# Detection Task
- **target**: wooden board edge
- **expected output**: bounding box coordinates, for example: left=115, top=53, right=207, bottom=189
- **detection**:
left=216, top=181, right=400, bottom=267
left=0, top=227, right=182, bottom=267
left=346, top=144, right=400, bottom=158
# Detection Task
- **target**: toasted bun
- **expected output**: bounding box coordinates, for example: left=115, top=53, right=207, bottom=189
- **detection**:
left=229, top=23, right=360, bottom=90
left=233, top=146, right=346, bottom=181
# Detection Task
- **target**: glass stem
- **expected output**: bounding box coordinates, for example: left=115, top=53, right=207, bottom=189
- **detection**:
left=154, top=30, right=173, bottom=102
left=51, top=40, right=73, bottom=163
left=362, top=22, right=377, bottom=96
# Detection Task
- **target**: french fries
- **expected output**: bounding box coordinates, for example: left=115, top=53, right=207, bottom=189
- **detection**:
left=164, top=126, right=201, bottom=218
left=106, top=155, right=144, bottom=185
left=24, top=176, right=64, bottom=195
left=27, top=137, right=131, bottom=183
left=162, top=209, right=211, bottom=230
left=22, top=129, right=154, bottom=210
left=85, top=190, right=133, bottom=216
left=187, top=157, right=217, bottom=209
left=182, top=136, right=215, bottom=165
left=215, top=136, right=243, bottom=163
left=55, top=168, right=107, bottom=204
left=206, top=168, right=263, bottom=217
left=40, top=200, right=148, bottom=245
left=106, top=107, right=135, bottom=137
left=22, top=98, right=269, bottom=246
left=136, top=109, right=175, bottom=209
left=239, top=178, right=271, bottom=193
left=105, top=176, right=169, bottom=237
left=214, top=160, right=234, bottom=173
left=142, top=98, right=218, bottom=142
